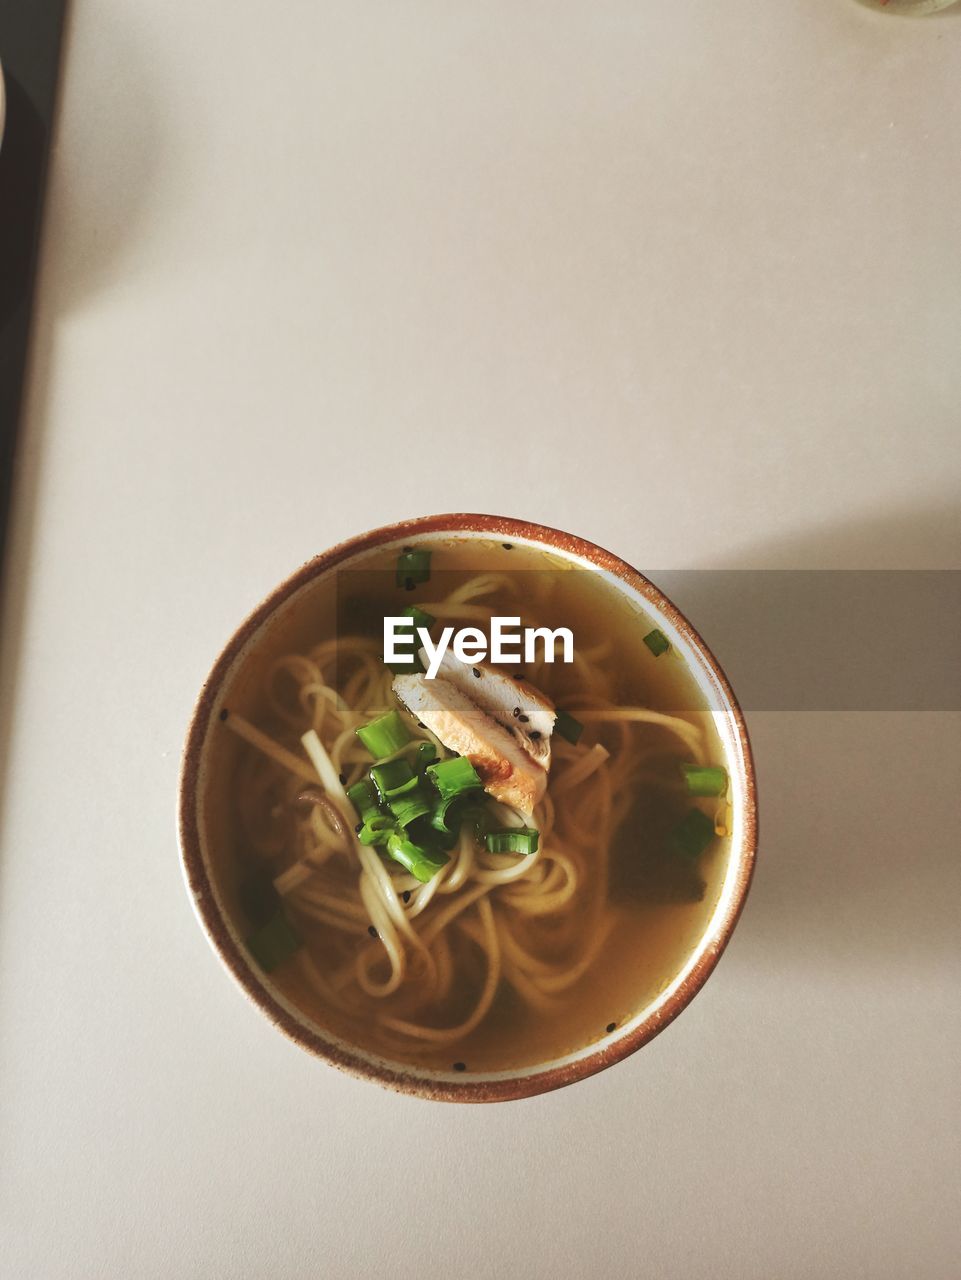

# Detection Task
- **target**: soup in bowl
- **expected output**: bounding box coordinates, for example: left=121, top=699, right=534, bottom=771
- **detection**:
left=178, top=514, right=757, bottom=1101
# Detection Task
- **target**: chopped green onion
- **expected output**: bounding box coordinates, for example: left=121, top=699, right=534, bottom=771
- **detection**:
left=427, top=756, right=483, bottom=800
left=347, top=779, right=381, bottom=822
left=356, top=709, right=411, bottom=759
left=370, top=758, right=415, bottom=798
left=380, top=772, right=422, bottom=801
left=387, top=789, right=432, bottom=828
left=681, top=764, right=728, bottom=797
left=406, top=810, right=457, bottom=851
left=384, top=607, right=436, bottom=674
left=357, top=814, right=394, bottom=846
left=416, top=741, right=438, bottom=771
left=430, top=793, right=466, bottom=836
left=485, top=827, right=539, bottom=856
left=555, top=709, right=584, bottom=745
left=371, top=759, right=415, bottom=791
left=672, top=807, right=716, bottom=858
left=245, top=911, right=302, bottom=972
left=403, top=604, right=435, bottom=630
left=348, top=778, right=397, bottom=843
left=396, top=548, right=432, bottom=588
left=385, top=831, right=449, bottom=883
left=643, top=628, right=670, bottom=657
left=385, top=645, right=421, bottom=675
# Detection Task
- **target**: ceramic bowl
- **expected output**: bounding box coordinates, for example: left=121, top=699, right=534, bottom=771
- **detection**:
left=178, top=514, right=758, bottom=1102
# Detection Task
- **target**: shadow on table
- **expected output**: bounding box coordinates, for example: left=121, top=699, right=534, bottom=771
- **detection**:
left=50, top=8, right=163, bottom=314
left=658, top=497, right=961, bottom=976
left=0, top=306, right=59, bottom=883
left=0, top=51, right=62, bottom=896
left=0, top=2, right=165, bottom=886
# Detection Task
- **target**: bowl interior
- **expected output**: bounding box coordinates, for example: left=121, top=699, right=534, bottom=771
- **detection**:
left=180, top=517, right=756, bottom=1101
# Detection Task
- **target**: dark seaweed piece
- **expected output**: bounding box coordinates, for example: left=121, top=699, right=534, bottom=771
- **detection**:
left=607, top=787, right=706, bottom=905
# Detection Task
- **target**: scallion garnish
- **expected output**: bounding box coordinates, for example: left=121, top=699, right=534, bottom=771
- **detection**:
left=356, top=709, right=411, bottom=759
left=385, top=605, right=437, bottom=673
left=347, top=779, right=381, bottom=823
left=387, top=789, right=432, bottom=828
left=672, top=807, right=716, bottom=858
left=245, top=911, right=302, bottom=972
left=555, top=709, right=584, bottom=745
left=430, top=793, right=467, bottom=836
left=370, top=758, right=415, bottom=799
left=427, top=756, right=483, bottom=800
left=356, top=814, right=394, bottom=846
left=643, top=628, right=670, bottom=657
left=403, top=604, right=435, bottom=630
left=385, top=649, right=421, bottom=675
left=681, top=764, right=728, bottom=797
left=385, top=831, right=449, bottom=883
left=484, top=827, right=539, bottom=856
left=395, top=548, right=432, bottom=588
left=416, top=741, right=438, bottom=771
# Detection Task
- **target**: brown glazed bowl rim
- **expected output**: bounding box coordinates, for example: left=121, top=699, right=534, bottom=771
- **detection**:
left=178, top=513, right=758, bottom=1103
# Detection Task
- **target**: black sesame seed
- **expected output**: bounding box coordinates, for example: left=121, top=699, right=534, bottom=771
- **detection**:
left=529, top=730, right=541, bottom=740
left=417, top=721, right=426, bottom=729
left=606, top=1022, right=616, bottom=1033
left=404, top=577, right=415, bottom=591
left=354, top=823, right=364, bottom=834
left=402, top=890, right=411, bottom=904
left=338, top=772, right=347, bottom=785
left=512, top=707, right=521, bottom=718
left=218, top=709, right=229, bottom=722
left=472, top=667, right=481, bottom=679
left=502, top=543, right=513, bottom=550
left=368, top=925, right=379, bottom=938
left=518, top=714, right=529, bottom=723
left=453, top=1061, right=467, bottom=1072
left=515, top=672, right=524, bottom=679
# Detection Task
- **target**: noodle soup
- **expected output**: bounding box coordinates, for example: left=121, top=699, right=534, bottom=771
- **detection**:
left=204, top=535, right=736, bottom=1075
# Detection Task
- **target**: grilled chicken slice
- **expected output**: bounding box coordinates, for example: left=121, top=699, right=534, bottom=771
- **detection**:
left=392, top=673, right=547, bottom=815
left=418, top=649, right=556, bottom=768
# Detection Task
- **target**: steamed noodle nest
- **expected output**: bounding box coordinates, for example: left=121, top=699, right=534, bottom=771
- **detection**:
left=225, top=571, right=706, bottom=1052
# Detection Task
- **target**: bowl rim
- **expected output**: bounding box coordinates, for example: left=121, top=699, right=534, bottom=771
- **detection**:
left=178, top=513, right=758, bottom=1102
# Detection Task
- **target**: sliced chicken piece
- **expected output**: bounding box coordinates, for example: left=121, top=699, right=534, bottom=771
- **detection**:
left=419, top=649, right=557, bottom=769
left=393, top=674, right=547, bottom=815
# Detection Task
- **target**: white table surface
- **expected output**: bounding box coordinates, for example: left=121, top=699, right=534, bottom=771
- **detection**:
left=2, top=3, right=960, bottom=1277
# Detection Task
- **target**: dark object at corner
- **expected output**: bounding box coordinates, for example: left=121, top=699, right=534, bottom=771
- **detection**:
left=0, top=2, right=69, bottom=585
